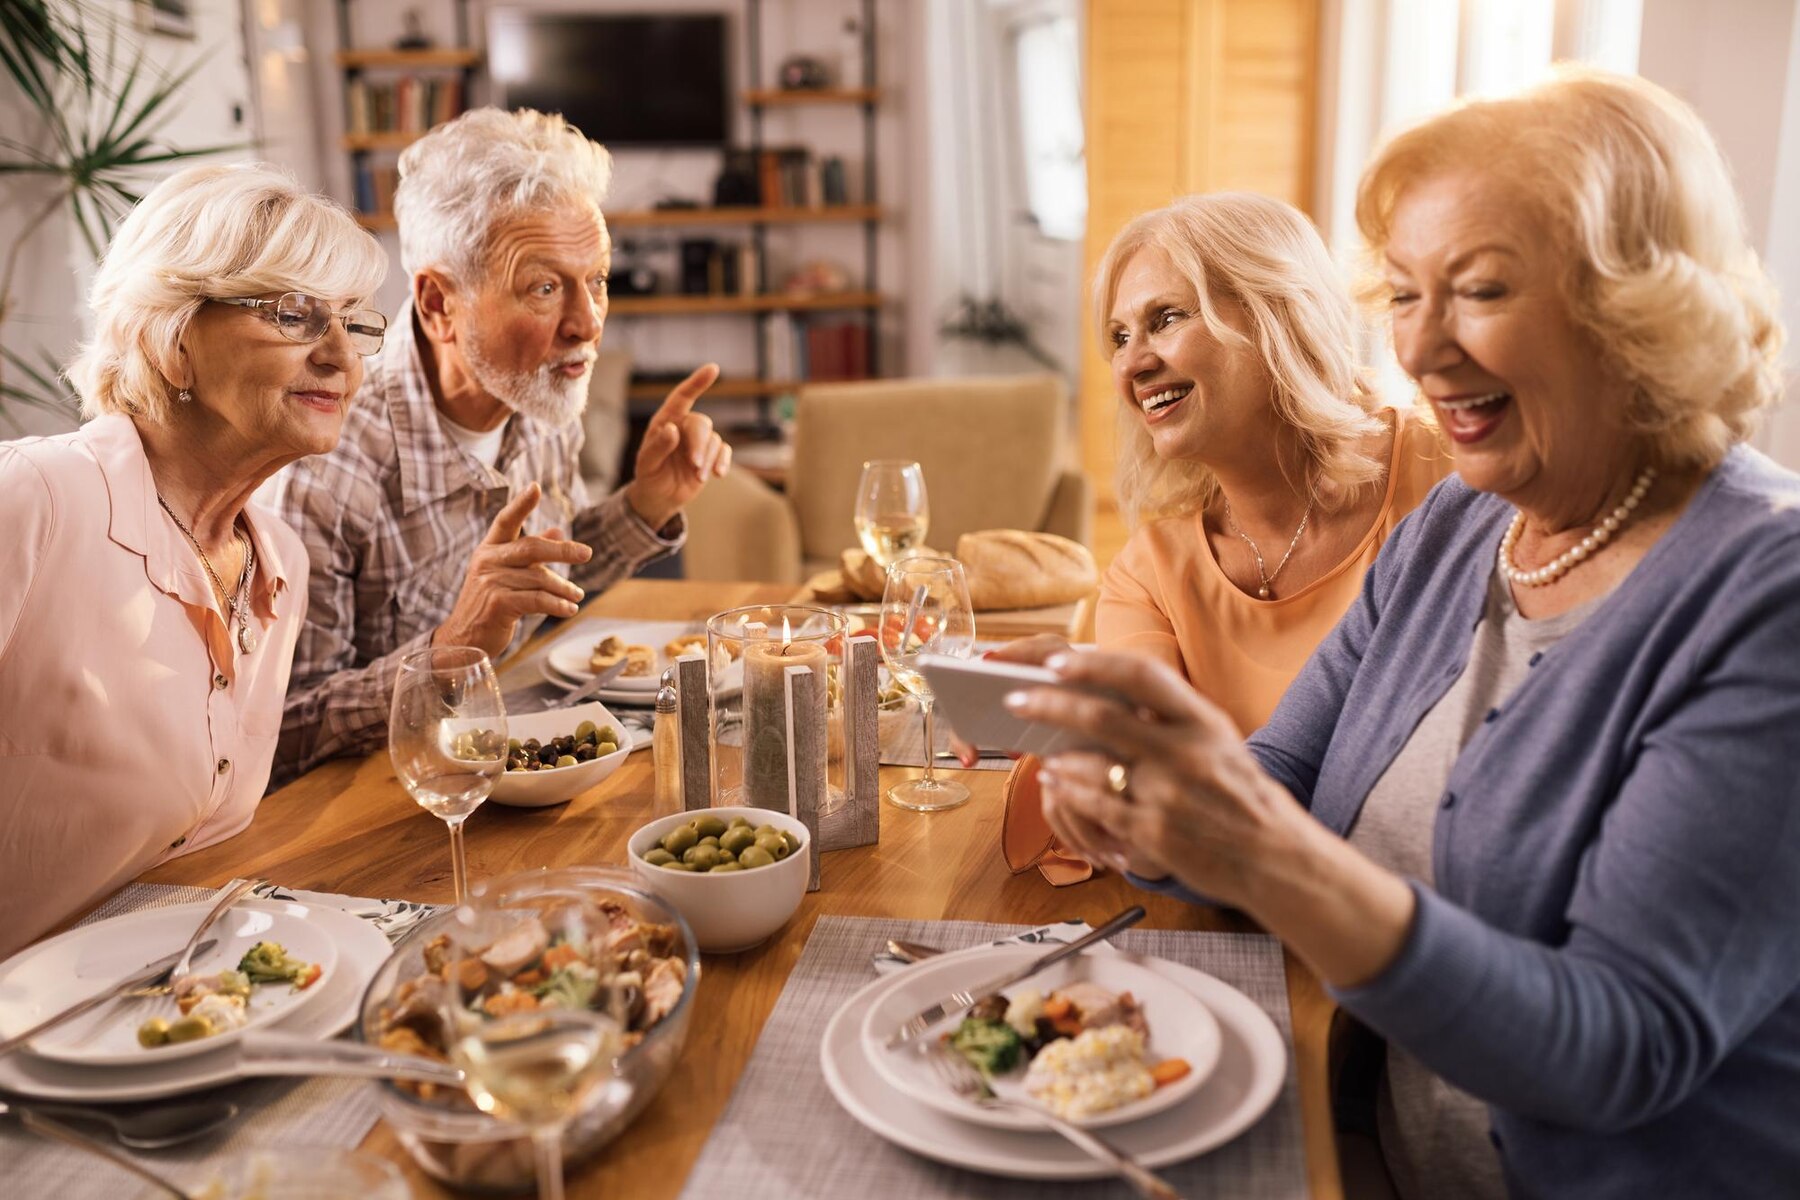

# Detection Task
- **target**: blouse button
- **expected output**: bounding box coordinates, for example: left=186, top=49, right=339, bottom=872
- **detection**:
left=170, top=835, right=187, bottom=849
left=213, top=673, right=229, bottom=690
left=216, top=758, right=231, bottom=775
left=1440, top=791, right=1457, bottom=810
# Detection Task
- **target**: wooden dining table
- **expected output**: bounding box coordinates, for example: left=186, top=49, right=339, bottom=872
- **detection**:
left=139, top=579, right=1344, bottom=1199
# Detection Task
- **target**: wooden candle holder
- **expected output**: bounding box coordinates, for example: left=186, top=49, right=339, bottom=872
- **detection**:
left=672, top=632, right=881, bottom=891
left=675, top=653, right=710, bottom=813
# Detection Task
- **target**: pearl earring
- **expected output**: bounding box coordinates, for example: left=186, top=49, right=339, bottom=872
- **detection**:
left=177, top=388, right=192, bottom=403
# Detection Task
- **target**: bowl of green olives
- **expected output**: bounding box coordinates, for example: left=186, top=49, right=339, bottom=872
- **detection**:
left=486, top=702, right=631, bottom=808
left=627, top=807, right=810, bottom=952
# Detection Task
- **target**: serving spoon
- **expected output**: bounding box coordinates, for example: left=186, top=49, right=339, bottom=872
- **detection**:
left=18, top=1097, right=239, bottom=1149
left=0, top=1099, right=198, bottom=1199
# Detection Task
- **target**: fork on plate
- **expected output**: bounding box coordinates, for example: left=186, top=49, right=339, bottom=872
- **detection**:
left=919, top=1043, right=1185, bottom=1200
left=71, top=878, right=263, bottom=1045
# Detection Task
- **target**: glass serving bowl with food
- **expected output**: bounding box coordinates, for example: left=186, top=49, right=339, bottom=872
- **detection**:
left=357, top=868, right=699, bottom=1193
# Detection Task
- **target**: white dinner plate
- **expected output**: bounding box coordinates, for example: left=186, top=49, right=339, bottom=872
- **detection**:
left=539, top=656, right=664, bottom=708
left=0, top=900, right=341, bottom=1066
left=820, top=950, right=1287, bottom=1180
left=545, top=620, right=707, bottom=692
left=0, top=903, right=389, bottom=1101
left=861, top=946, right=1221, bottom=1130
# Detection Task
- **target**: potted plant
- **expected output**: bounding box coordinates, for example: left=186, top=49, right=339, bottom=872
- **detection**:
left=0, top=0, right=240, bottom=434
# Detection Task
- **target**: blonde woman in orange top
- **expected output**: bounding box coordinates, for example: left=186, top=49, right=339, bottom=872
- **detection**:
left=992, top=192, right=1451, bottom=883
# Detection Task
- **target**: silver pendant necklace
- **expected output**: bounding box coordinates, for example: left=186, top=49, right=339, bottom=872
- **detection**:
left=1223, top=489, right=1315, bottom=600
left=157, top=495, right=258, bottom=654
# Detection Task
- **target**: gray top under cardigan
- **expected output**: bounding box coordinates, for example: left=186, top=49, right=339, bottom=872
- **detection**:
left=1134, top=447, right=1800, bottom=1199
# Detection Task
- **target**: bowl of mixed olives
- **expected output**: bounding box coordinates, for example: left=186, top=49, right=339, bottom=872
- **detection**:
left=485, top=702, right=631, bottom=808
left=627, top=806, right=811, bottom=953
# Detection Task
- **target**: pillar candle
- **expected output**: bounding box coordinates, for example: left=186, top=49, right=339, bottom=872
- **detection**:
left=742, top=637, right=827, bottom=811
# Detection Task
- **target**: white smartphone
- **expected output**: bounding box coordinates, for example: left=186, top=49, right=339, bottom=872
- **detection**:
left=916, top=653, right=1127, bottom=758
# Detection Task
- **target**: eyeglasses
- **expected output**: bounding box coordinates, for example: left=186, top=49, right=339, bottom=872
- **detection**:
left=209, top=293, right=388, bottom=355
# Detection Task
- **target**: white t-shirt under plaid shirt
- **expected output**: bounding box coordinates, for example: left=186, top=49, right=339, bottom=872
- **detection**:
left=263, top=301, right=681, bottom=785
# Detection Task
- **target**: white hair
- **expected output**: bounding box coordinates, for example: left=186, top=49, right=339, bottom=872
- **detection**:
left=68, top=162, right=386, bottom=425
left=394, top=107, right=614, bottom=289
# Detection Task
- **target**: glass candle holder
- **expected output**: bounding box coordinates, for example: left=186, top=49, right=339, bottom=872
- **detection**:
left=706, top=604, right=849, bottom=817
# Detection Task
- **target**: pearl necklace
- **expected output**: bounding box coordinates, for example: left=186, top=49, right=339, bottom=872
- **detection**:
left=1223, top=489, right=1315, bottom=600
left=1498, top=467, right=1656, bottom=588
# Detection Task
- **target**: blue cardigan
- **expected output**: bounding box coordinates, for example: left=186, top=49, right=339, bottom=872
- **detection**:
left=1138, top=447, right=1800, bottom=1198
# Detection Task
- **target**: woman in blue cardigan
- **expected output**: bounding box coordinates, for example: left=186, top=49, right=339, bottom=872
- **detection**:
left=1011, top=69, right=1799, bottom=1200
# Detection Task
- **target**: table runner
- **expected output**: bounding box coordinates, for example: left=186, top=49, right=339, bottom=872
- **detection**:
left=2, top=880, right=428, bottom=1198
left=678, top=916, right=1308, bottom=1199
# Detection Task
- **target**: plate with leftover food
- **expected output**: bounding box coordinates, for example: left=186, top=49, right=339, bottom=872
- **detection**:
left=0, top=900, right=390, bottom=1101
left=545, top=622, right=715, bottom=693
left=821, top=946, right=1286, bottom=1179
left=0, top=898, right=339, bottom=1066
left=862, top=946, right=1220, bottom=1130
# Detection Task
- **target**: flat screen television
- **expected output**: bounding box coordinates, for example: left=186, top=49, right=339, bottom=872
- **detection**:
left=487, top=11, right=729, bottom=147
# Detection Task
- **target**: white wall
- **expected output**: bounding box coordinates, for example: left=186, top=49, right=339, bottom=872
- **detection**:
left=1637, top=0, right=1800, bottom=467
left=0, top=0, right=255, bottom=437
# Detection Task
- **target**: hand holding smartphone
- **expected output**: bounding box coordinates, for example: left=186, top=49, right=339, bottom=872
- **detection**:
left=916, top=652, right=1130, bottom=758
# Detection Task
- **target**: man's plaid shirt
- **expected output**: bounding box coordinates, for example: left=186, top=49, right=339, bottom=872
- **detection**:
left=263, top=302, right=680, bottom=785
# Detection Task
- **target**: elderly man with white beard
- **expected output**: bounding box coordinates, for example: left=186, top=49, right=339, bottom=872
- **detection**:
left=265, top=107, right=729, bottom=783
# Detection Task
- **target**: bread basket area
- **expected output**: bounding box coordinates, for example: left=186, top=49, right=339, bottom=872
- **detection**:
left=795, top=529, right=1099, bottom=639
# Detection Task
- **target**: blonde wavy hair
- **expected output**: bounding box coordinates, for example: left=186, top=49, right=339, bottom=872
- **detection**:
left=1095, top=193, right=1386, bottom=527
left=70, top=163, right=385, bottom=425
left=1356, top=66, right=1783, bottom=471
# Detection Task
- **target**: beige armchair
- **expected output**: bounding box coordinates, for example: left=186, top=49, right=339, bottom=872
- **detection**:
left=684, top=374, right=1092, bottom=584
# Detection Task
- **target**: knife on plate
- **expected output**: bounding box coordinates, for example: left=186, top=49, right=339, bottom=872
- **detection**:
left=884, top=906, right=1146, bottom=1048
left=557, top=655, right=633, bottom=706
left=0, top=939, right=219, bottom=1057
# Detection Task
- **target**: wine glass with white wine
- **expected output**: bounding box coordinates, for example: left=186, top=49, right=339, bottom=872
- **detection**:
left=389, top=645, right=506, bottom=905
left=878, top=554, right=977, bottom=811
left=853, top=459, right=930, bottom=567
left=444, top=891, right=626, bottom=1200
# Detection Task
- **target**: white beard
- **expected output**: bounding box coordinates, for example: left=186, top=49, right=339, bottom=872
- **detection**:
left=464, top=335, right=593, bottom=428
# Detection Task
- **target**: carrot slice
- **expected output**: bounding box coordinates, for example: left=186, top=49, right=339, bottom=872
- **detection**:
left=1043, top=994, right=1074, bottom=1020
left=1151, top=1058, right=1191, bottom=1087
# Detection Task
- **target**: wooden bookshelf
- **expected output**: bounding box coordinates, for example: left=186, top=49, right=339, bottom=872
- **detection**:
left=342, top=131, right=421, bottom=152
left=335, top=48, right=480, bottom=69
left=606, top=205, right=882, bottom=229
left=627, top=378, right=803, bottom=401
left=743, top=87, right=880, bottom=107
left=609, top=292, right=882, bottom=317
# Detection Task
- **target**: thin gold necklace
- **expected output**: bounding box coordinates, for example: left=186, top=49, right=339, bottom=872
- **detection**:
left=157, top=494, right=258, bottom=653
left=1223, top=489, right=1315, bottom=600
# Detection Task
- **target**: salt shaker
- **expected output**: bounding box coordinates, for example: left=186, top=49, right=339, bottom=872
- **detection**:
left=652, top=668, right=682, bottom=819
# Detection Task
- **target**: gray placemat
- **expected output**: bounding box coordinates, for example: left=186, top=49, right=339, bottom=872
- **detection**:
left=678, top=916, right=1308, bottom=1199
left=2, top=881, right=426, bottom=1197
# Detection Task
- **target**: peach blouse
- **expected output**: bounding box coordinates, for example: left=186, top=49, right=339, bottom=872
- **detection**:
left=1097, top=406, right=1452, bottom=735
left=1002, top=407, right=1451, bottom=884
left=0, top=415, right=307, bottom=957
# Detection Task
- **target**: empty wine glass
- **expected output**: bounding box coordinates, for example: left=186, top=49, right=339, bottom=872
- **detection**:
left=443, top=887, right=628, bottom=1200
left=854, top=460, right=930, bottom=567
left=390, top=645, right=506, bottom=904
left=878, top=554, right=976, bottom=811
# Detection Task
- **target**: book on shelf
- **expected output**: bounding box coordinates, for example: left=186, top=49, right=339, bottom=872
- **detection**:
left=756, top=146, right=837, bottom=209
left=799, top=319, right=870, bottom=383
left=352, top=162, right=400, bottom=217
left=344, top=76, right=463, bottom=135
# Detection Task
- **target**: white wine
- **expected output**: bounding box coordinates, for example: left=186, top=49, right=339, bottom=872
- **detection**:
left=410, top=769, right=498, bottom=820
left=453, top=1011, right=615, bottom=1128
left=856, top=514, right=928, bottom=566
left=886, top=662, right=929, bottom=699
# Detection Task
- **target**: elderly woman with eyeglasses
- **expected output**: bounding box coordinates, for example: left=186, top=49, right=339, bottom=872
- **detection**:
left=0, top=163, right=386, bottom=956
left=1014, top=70, right=1800, bottom=1198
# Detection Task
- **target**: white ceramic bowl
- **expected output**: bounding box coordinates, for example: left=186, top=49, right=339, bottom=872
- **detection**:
left=489, top=701, right=630, bottom=808
left=627, top=806, right=810, bottom=953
